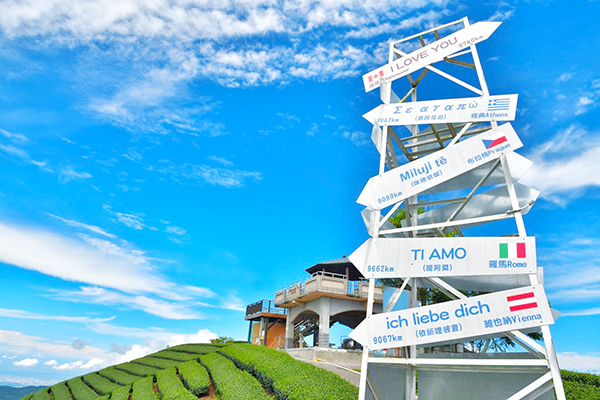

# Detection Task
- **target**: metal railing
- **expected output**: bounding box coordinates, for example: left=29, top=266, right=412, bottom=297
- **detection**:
left=245, top=299, right=287, bottom=318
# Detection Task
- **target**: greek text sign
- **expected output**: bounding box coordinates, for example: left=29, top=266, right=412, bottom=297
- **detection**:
left=363, top=95, right=518, bottom=126
left=362, top=22, right=501, bottom=92
left=349, top=285, right=553, bottom=350
left=357, top=123, right=522, bottom=210
left=349, top=237, right=536, bottom=279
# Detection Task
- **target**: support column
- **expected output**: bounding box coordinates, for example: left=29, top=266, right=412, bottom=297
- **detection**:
left=285, top=312, right=294, bottom=349
left=318, top=298, right=331, bottom=348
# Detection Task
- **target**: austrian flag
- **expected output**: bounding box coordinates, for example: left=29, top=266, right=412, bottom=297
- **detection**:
left=506, top=292, right=538, bottom=312
left=499, top=242, right=526, bottom=259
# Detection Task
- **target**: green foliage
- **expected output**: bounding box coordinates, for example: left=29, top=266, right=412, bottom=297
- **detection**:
left=155, top=367, right=197, bottom=400
left=168, top=343, right=222, bottom=354
left=29, top=389, right=50, bottom=400
left=564, top=380, right=600, bottom=400
left=83, top=372, right=122, bottom=395
left=133, top=356, right=182, bottom=370
left=178, top=360, right=210, bottom=396
left=219, top=343, right=358, bottom=400
left=131, top=376, right=158, bottom=400
left=200, top=352, right=270, bottom=400
left=211, top=336, right=236, bottom=344
left=563, top=370, right=600, bottom=387
left=116, top=362, right=161, bottom=377
left=68, top=377, right=100, bottom=400
left=98, top=367, right=140, bottom=385
left=108, top=384, right=132, bottom=400
left=150, top=351, right=198, bottom=362
left=49, top=383, right=70, bottom=399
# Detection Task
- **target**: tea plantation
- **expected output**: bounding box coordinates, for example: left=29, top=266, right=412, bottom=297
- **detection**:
left=21, top=343, right=358, bottom=400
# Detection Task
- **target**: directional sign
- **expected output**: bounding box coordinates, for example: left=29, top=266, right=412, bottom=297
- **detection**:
left=349, top=237, right=537, bottom=279
left=363, top=95, right=518, bottom=126
left=362, top=22, right=501, bottom=92
left=349, top=285, right=553, bottom=350
left=357, top=123, right=522, bottom=210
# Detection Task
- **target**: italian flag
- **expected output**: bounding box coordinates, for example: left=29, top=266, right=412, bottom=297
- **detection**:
left=499, top=242, right=526, bottom=259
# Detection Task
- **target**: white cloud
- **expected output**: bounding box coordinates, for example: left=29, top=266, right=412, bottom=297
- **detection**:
left=488, top=3, right=515, bottom=22
left=521, top=124, right=600, bottom=204
left=207, top=155, right=234, bottom=167
left=50, top=286, right=204, bottom=320
left=13, top=358, right=39, bottom=367
left=46, top=213, right=116, bottom=238
left=557, top=72, right=575, bottom=83
left=342, top=130, right=370, bottom=147
left=58, top=166, right=92, bottom=183
left=575, top=96, right=594, bottom=115
left=558, top=352, right=600, bottom=373
left=102, top=205, right=155, bottom=231
left=562, top=307, right=600, bottom=317
left=0, top=220, right=183, bottom=298
left=0, top=308, right=114, bottom=324
left=152, top=162, right=262, bottom=188
left=44, top=359, right=58, bottom=366
left=0, top=143, right=29, bottom=159
left=165, top=226, right=186, bottom=236
left=0, top=128, right=28, bottom=142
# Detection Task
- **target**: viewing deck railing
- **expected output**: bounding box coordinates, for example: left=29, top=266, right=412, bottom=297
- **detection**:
left=274, top=271, right=383, bottom=306
left=245, top=299, right=287, bottom=319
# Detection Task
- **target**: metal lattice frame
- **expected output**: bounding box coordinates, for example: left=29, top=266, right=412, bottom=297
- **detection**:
left=357, top=17, right=566, bottom=400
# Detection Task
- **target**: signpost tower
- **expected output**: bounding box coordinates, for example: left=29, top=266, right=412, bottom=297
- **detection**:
left=349, top=17, right=566, bottom=400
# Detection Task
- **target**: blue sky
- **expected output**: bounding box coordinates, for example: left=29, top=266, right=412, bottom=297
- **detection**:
left=0, top=0, right=599, bottom=387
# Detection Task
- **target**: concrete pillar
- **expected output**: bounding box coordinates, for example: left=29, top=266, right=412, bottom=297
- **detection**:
left=318, top=298, right=331, bottom=348
left=285, top=313, right=294, bottom=349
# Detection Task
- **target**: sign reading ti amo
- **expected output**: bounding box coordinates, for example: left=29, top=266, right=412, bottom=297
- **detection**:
left=362, top=22, right=501, bottom=92
left=349, top=237, right=536, bottom=279
left=349, top=285, right=553, bottom=350
left=363, top=95, right=518, bottom=126
left=357, top=123, right=522, bottom=210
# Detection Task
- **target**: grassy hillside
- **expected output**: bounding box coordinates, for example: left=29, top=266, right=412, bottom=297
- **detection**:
left=22, top=343, right=600, bottom=400
left=21, top=343, right=358, bottom=400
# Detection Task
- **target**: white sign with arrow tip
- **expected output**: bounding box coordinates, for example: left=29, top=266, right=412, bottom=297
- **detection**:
left=362, top=21, right=502, bottom=92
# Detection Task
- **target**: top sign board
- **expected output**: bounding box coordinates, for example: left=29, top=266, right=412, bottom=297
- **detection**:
left=349, top=285, right=553, bottom=350
left=357, top=123, right=522, bottom=210
left=363, top=95, right=518, bottom=126
left=362, top=22, right=501, bottom=92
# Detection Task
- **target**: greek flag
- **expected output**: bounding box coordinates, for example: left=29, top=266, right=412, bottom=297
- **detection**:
left=487, top=98, right=511, bottom=111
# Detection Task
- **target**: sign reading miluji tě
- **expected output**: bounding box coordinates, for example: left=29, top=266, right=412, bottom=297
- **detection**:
left=362, top=22, right=501, bottom=92
left=349, top=285, right=553, bottom=350
left=357, top=123, right=522, bottom=209
left=349, top=237, right=536, bottom=279
left=363, top=95, right=518, bottom=126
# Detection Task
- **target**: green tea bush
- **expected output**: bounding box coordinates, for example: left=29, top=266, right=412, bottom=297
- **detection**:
left=68, top=377, right=100, bottom=400
left=83, top=372, right=122, bottom=395
left=564, top=380, right=600, bottom=400
left=153, top=350, right=201, bottom=362
left=178, top=360, right=210, bottom=396
left=99, top=367, right=140, bottom=385
left=168, top=343, right=220, bottom=354
left=220, top=344, right=358, bottom=400
left=133, top=356, right=181, bottom=370
left=109, top=384, right=132, bottom=400
left=131, top=376, right=158, bottom=400
left=200, top=352, right=270, bottom=400
left=116, top=362, right=161, bottom=377
left=29, top=389, right=50, bottom=400
left=155, top=367, right=197, bottom=400
left=50, top=383, right=71, bottom=400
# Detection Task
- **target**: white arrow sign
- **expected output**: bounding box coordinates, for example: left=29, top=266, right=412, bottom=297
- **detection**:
left=363, top=95, right=518, bottom=126
left=362, top=22, right=501, bottom=92
left=349, top=237, right=536, bottom=279
left=349, top=285, right=553, bottom=350
left=357, top=123, right=522, bottom=210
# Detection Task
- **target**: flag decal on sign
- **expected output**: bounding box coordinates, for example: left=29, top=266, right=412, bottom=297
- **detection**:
left=483, top=135, right=508, bottom=149
left=507, top=292, right=538, bottom=312
left=499, top=242, right=526, bottom=258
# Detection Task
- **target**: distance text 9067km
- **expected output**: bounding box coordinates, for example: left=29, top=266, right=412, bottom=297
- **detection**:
left=372, top=334, right=403, bottom=345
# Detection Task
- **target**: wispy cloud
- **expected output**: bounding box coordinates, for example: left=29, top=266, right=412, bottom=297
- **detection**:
left=0, top=128, right=28, bottom=142
left=102, top=205, right=156, bottom=231
left=558, top=352, right=600, bottom=373
left=58, top=166, right=92, bottom=183
left=151, top=162, right=262, bottom=188
left=46, top=213, right=116, bottom=238
left=521, top=124, right=600, bottom=204
left=557, top=72, right=576, bottom=83
left=0, top=308, right=114, bottom=324
left=207, top=155, right=234, bottom=167
left=49, top=286, right=204, bottom=320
